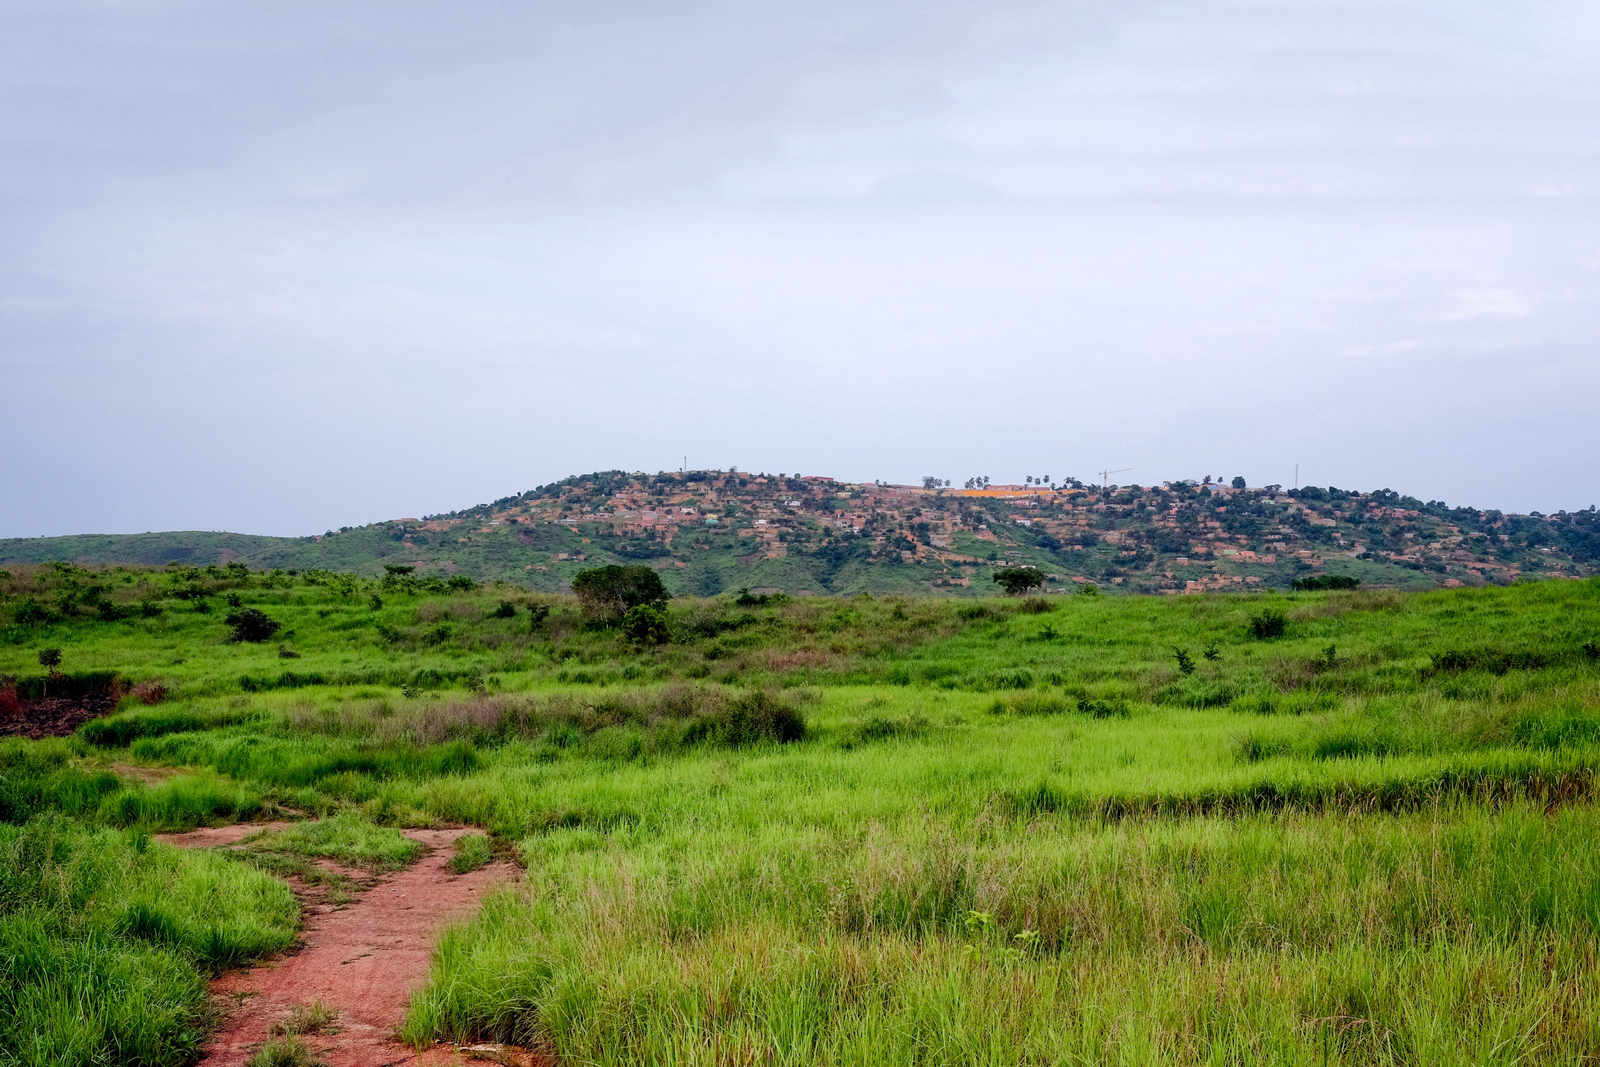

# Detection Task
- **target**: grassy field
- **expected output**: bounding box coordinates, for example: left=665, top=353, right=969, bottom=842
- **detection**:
left=2, top=562, right=1599, bottom=1064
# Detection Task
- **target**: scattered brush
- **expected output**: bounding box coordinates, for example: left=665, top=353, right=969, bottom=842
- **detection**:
left=1427, top=648, right=1548, bottom=676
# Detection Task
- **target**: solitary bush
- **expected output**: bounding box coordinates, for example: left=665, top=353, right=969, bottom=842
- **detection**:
left=572, top=564, right=669, bottom=626
left=1077, top=697, right=1131, bottom=718
left=491, top=601, right=518, bottom=619
left=682, top=688, right=807, bottom=746
left=225, top=608, right=282, bottom=643
left=1248, top=609, right=1287, bottom=639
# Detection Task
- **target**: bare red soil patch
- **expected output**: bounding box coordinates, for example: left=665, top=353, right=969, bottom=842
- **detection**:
left=168, top=826, right=545, bottom=1067
left=156, top=822, right=295, bottom=848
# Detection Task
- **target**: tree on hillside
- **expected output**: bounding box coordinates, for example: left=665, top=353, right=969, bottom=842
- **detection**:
left=572, top=564, right=669, bottom=626
left=1231, top=476, right=1247, bottom=489
left=38, top=648, right=64, bottom=698
left=992, top=567, right=1046, bottom=596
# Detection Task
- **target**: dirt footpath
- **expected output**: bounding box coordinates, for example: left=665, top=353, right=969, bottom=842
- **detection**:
left=161, top=825, right=546, bottom=1067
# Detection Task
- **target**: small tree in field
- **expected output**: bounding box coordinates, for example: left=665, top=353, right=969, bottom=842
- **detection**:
left=992, top=567, right=1046, bottom=596
left=572, top=564, right=669, bottom=626
left=38, top=648, right=64, bottom=698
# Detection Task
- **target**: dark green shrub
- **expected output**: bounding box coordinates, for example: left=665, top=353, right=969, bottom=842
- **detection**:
left=224, top=608, right=281, bottom=643
left=491, top=601, right=518, bottom=619
left=1292, top=575, right=1360, bottom=591
left=1428, top=648, right=1547, bottom=675
left=992, top=567, right=1046, bottom=596
left=1077, top=697, right=1131, bottom=718
left=681, top=689, right=806, bottom=746
left=13, top=597, right=53, bottom=626
left=1248, top=609, right=1287, bottom=639
left=1172, top=647, right=1195, bottom=675
left=572, top=564, right=669, bottom=626
left=620, top=605, right=670, bottom=646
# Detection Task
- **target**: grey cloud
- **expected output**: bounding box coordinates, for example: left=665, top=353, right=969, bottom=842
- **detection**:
left=2, top=0, right=1598, bottom=537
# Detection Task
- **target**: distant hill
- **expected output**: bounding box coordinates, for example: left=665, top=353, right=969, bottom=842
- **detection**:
left=3, top=471, right=1595, bottom=595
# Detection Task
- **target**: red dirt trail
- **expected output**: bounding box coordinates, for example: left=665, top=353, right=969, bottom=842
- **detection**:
left=159, top=824, right=546, bottom=1067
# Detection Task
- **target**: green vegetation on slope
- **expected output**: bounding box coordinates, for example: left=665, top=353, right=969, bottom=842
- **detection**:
left=2, top=562, right=1599, bottom=1063
left=4, top=470, right=1595, bottom=593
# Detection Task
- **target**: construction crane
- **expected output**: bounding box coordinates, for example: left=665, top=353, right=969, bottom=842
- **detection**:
left=1097, top=466, right=1133, bottom=488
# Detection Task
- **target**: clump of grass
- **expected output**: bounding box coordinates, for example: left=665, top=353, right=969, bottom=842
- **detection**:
left=1076, top=697, right=1130, bottom=718
left=448, top=833, right=494, bottom=875
left=248, top=1035, right=326, bottom=1067
left=234, top=812, right=421, bottom=873
left=270, top=1001, right=340, bottom=1036
left=1007, top=693, right=1071, bottom=716
left=0, top=815, right=297, bottom=1066
left=839, top=714, right=930, bottom=749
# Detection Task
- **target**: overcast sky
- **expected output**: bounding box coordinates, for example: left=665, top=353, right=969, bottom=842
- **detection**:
left=3, top=0, right=1598, bottom=537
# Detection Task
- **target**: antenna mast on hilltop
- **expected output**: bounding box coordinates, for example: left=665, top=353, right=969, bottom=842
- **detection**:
left=1098, top=467, right=1133, bottom=488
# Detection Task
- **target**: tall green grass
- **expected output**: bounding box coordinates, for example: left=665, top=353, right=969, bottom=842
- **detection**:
left=0, top=816, right=296, bottom=1067
left=4, top=575, right=1600, bottom=1063
left=406, top=803, right=1600, bottom=1064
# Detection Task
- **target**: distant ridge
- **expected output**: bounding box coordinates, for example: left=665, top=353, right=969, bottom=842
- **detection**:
left=3, top=470, right=1594, bottom=595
